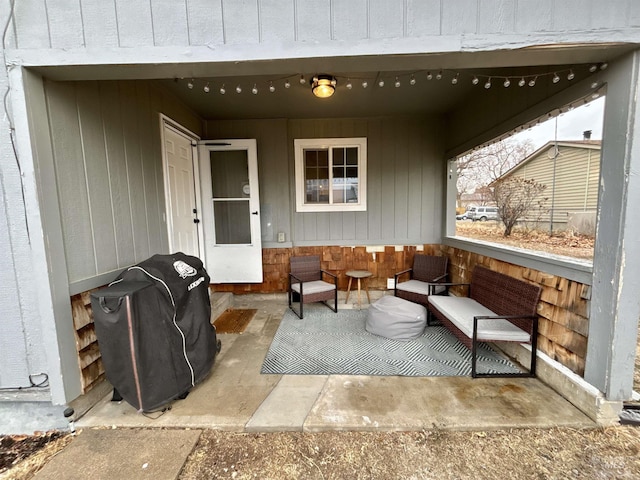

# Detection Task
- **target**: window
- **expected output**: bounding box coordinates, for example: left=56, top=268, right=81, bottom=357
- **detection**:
left=294, top=138, right=367, bottom=212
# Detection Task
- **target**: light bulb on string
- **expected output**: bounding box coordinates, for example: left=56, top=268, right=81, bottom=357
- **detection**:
left=395, top=77, right=401, bottom=88
left=378, top=78, right=385, bottom=87
left=472, top=76, right=479, bottom=85
left=552, top=73, right=560, bottom=84
left=236, top=85, right=242, bottom=94
left=567, top=70, right=575, bottom=81
left=346, top=78, right=352, bottom=89
left=409, top=74, right=416, bottom=86
left=299, top=75, right=306, bottom=84
left=600, top=62, right=608, bottom=70
left=484, top=78, right=492, bottom=89
left=518, top=77, right=526, bottom=87
left=362, top=80, right=368, bottom=88
left=252, top=84, right=258, bottom=95
left=269, top=82, right=275, bottom=93
left=591, top=81, right=599, bottom=89
left=451, top=73, right=459, bottom=85
left=187, top=79, right=194, bottom=89
left=219, top=84, right=226, bottom=94
left=503, top=78, right=511, bottom=88
left=435, top=70, right=442, bottom=80
left=427, top=71, right=433, bottom=80
left=528, top=76, right=537, bottom=87
left=284, top=79, right=291, bottom=89
left=203, top=82, right=210, bottom=93
left=589, top=65, right=598, bottom=72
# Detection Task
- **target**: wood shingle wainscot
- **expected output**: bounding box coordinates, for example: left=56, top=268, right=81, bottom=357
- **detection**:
left=70, top=288, right=105, bottom=393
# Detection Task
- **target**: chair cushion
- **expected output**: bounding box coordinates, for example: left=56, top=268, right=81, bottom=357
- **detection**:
left=396, top=279, right=446, bottom=296
left=428, top=295, right=530, bottom=342
left=291, top=280, right=336, bottom=295
left=366, top=295, right=427, bottom=341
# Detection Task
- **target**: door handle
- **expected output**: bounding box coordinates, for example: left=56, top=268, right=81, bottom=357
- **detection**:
left=193, top=218, right=201, bottom=224
left=252, top=211, right=258, bottom=215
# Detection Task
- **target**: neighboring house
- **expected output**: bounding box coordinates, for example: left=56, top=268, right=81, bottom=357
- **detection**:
left=497, top=140, right=601, bottom=234
left=1, top=1, right=640, bottom=432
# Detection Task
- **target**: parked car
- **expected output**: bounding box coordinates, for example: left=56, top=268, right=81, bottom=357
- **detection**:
left=467, top=206, right=499, bottom=221
left=456, top=212, right=468, bottom=220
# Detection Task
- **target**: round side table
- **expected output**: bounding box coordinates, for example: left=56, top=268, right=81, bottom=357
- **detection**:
left=345, top=270, right=373, bottom=309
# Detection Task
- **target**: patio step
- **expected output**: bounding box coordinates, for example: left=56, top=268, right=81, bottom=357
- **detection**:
left=211, top=292, right=233, bottom=322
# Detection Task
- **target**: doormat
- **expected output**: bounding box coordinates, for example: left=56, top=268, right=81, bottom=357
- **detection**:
left=261, top=306, right=521, bottom=376
left=214, top=309, right=257, bottom=334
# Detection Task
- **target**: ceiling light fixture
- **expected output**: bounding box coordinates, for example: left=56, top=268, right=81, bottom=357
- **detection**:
left=311, top=74, right=337, bottom=98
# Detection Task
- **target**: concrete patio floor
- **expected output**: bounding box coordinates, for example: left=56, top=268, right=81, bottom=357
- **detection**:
left=76, top=293, right=595, bottom=432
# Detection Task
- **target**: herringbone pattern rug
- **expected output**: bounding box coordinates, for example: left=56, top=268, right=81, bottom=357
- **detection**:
left=261, top=306, right=521, bottom=376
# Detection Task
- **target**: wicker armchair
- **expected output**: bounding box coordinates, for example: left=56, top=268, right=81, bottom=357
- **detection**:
left=288, top=255, right=338, bottom=319
left=394, top=255, right=449, bottom=314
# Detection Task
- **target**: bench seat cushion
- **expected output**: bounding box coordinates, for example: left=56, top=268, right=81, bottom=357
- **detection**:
left=396, top=279, right=446, bottom=296
left=291, top=280, right=335, bottom=295
left=428, top=296, right=530, bottom=343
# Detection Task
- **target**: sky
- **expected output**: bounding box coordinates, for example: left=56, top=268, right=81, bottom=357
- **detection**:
left=511, top=95, right=605, bottom=150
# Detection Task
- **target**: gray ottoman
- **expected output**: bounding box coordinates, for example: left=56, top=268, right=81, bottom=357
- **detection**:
left=366, top=295, right=427, bottom=341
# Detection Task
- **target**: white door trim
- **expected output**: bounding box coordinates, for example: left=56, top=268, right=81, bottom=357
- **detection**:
left=159, top=114, right=204, bottom=260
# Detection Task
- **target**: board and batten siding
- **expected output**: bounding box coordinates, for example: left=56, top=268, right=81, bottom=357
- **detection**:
left=43, top=79, right=203, bottom=292
left=7, top=0, right=640, bottom=50
left=508, top=144, right=601, bottom=224
left=206, top=116, right=445, bottom=246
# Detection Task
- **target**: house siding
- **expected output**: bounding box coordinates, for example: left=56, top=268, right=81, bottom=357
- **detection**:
left=42, top=79, right=203, bottom=289
left=207, top=115, right=445, bottom=246
left=6, top=0, right=640, bottom=49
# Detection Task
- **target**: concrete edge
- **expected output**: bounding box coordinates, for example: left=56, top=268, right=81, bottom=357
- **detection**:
left=498, top=342, right=622, bottom=425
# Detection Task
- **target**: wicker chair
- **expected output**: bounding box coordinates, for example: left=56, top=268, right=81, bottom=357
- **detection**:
left=288, top=255, right=338, bottom=319
left=394, top=255, right=449, bottom=319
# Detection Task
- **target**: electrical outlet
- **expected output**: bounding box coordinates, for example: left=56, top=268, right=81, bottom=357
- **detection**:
left=387, top=278, right=395, bottom=289
left=277, top=232, right=285, bottom=243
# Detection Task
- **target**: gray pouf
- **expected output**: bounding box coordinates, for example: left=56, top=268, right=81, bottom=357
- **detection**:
left=366, top=295, right=427, bottom=341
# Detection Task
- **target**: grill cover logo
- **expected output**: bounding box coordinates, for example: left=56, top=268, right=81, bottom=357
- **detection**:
left=173, top=260, right=197, bottom=279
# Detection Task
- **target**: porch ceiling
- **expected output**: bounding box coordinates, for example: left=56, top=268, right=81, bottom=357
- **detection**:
left=34, top=44, right=632, bottom=120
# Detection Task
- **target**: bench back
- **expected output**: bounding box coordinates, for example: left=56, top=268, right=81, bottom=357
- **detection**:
left=470, top=266, right=541, bottom=334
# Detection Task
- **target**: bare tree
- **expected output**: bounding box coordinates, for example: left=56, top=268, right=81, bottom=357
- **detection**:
left=493, top=177, right=548, bottom=237
left=456, top=138, right=535, bottom=201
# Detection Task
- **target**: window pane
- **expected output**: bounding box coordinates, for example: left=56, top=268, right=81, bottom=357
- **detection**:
left=210, top=150, right=249, bottom=198
left=346, top=147, right=358, bottom=165
left=332, top=178, right=358, bottom=203
left=333, top=147, right=345, bottom=166
left=213, top=200, right=251, bottom=244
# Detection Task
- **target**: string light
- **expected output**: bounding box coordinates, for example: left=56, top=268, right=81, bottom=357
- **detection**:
left=178, top=63, right=607, bottom=99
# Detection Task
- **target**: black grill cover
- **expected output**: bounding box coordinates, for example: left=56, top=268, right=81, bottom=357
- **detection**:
left=91, top=253, right=218, bottom=412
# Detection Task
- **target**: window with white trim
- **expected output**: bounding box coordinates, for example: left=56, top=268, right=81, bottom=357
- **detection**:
left=294, top=137, right=367, bottom=212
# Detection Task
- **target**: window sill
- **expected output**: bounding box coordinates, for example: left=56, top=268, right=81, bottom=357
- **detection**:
left=443, top=236, right=593, bottom=284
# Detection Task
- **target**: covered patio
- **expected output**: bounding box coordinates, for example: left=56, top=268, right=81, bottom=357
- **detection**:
left=2, top=1, right=640, bottom=433
left=76, top=294, right=593, bottom=431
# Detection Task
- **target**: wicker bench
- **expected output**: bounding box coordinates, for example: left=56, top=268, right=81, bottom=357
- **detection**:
left=427, top=266, right=541, bottom=378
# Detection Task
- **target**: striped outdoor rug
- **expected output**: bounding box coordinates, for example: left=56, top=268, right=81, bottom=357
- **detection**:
left=261, top=306, right=521, bottom=376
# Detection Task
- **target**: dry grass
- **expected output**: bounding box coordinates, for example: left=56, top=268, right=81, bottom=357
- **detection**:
left=455, top=221, right=594, bottom=260
left=179, top=427, right=640, bottom=479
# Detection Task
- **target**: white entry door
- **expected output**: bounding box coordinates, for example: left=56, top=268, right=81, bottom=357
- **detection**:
left=161, top=118, right=203, bottom=258
left=199, top=139, right=263, bottom=283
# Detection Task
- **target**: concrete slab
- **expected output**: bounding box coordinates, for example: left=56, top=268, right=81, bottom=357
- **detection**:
left=303, top=375, right=595, bottom=432
left=33, top=428, right=200, bottom=480
left=246, top=375, right=328, bottom=432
